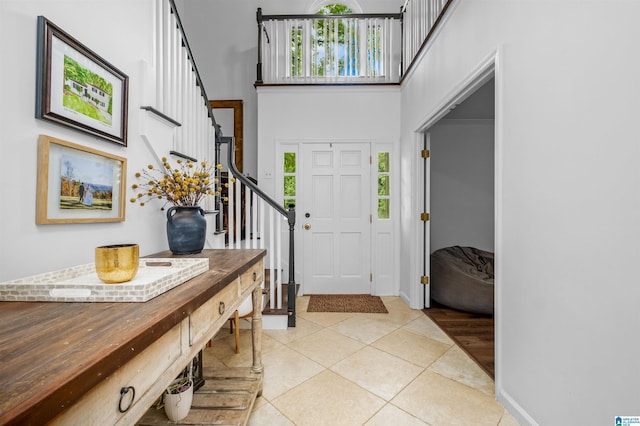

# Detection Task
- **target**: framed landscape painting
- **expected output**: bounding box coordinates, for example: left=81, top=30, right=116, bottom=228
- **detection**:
left=36, top=135, right=127, bottom=224
left=35, top=16, right=129, bottom=146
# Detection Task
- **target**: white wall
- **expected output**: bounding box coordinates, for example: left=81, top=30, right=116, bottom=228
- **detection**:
left=256, top=86, right=400, bottom=196
left=400, top=0, right=640, bottom=424
left=0, top=0, right=171, bottom=281
left=429, top=119, right=494, bottom=253
left=257, top=86, right=401, bottom=293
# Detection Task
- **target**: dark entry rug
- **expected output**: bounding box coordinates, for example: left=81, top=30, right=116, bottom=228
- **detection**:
left=307, top=295, right=388, bottom=313
left=424, top=302, right=495, bottom=379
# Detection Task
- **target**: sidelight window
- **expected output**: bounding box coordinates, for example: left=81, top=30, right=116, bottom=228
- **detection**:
left=377, top=151, right=390, bottom=219
left=283, top=152, right=296, bottom=208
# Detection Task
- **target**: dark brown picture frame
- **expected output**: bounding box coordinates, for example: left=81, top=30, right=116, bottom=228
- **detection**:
left=35, top=16, right=129, bottom=146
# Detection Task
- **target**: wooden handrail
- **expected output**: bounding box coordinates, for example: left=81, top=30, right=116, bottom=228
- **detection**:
left=225, top=136, right=297, bottom=326
left=259, top=12, right=402, bottom=21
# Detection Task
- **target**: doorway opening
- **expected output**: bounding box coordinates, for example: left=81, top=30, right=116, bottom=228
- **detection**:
left=420, top=75, right=496, bottom=378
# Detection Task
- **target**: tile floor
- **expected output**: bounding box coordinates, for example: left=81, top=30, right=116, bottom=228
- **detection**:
left=205, top=296, right=519, bottom=426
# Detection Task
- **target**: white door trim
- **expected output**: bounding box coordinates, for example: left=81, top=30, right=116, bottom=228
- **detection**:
left=409, top=47, right=504, bottom=401
left=276, top=139, right=398, bottom=297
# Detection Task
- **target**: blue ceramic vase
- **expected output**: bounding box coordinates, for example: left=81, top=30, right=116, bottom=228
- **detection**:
left=166, top=206, right=206, bottom=254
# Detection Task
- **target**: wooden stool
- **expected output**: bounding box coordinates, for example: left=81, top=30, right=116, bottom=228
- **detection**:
left=228, top=310, right=255, bottom=353
left=228, top=310, right=240, bottom=353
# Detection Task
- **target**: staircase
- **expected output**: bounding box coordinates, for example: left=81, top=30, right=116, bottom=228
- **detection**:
left=145, top=0, right=296, bottom=329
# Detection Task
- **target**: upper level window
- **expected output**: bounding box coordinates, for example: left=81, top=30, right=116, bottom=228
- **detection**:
left=289, top=3, right=386, bottom=80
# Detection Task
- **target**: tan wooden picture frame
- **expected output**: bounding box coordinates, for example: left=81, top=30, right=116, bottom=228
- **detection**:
left=36, top=134, right=127, bottom=224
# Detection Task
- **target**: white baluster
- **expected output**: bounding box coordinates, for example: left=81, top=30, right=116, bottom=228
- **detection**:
left=228, top=171, right=234, bottom=248
left=259, top=199, right=265, bottom=249
left=235, top=178, right=242, bottom=248
left=269, top=208, right=275, bottom=309
left=245, top=184, right=251, bottom=247
left=252, top=191, right=258, bottom=248
left=276, top=214, right=282, bottom=309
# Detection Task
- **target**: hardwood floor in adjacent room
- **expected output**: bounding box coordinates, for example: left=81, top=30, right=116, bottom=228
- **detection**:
left=424, top=302, right=495, bottom=378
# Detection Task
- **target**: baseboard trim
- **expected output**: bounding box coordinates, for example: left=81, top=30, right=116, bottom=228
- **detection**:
left=496, top=388, right=538, bottom=426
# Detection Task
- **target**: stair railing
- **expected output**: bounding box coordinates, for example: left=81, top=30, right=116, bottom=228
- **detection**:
left=153, top=0, right=220, bottom=165
left=256, top=1, right=455, bottom=85
left=153, top=0, right=296, bottom=326
left=223, top=137, right=297, bottom=327
left=399, top=0, right=454, bottom=80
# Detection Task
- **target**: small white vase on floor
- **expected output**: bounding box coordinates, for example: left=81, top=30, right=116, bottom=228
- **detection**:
left=164, top=379, right=193, bottom=421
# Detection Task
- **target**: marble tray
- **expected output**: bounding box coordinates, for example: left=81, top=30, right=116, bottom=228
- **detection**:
left=0, top=258, right=209, bottom=303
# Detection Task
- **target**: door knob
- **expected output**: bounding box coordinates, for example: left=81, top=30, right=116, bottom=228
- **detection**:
left=304, top=223, right=311, bottom=230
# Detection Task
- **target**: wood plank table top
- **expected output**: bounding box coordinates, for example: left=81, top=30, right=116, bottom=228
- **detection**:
left=0, top=249, right=266, bottom=426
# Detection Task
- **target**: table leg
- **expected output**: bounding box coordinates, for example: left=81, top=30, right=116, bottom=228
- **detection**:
left=250, top=285, right=263, bottom=375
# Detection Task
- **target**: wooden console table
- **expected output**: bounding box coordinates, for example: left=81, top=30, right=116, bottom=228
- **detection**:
left=0, top=249, right=265, bottom=426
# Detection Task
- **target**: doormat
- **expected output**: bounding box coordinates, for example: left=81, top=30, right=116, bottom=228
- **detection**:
left=307, top=295, right=388, bottom=313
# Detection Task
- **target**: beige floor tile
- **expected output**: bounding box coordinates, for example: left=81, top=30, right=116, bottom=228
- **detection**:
left=392, top=370, right=504, bottom=426
left=379, top=299, right=424, bottom=327
left=330, top=315, right=399, bottom=344
left=242, top=297, right=508, bottom=425
left=298, top=311, right=355, bottom=327
left=260, top=345, right=325, bottom=401
left=330, top=346, right=424, bottom=401
left=429, top=345, right=495, bottom=396
left=264, top=316, right=323, bottom=345
left=402, top=314, right=453, bottom=345
left=384, top=310, right=424, bottom=327
left=380, top=296, right=411, bottom=309
left=372, top=328, right=451, bottom=368
left=287, top=327, right=365, bottom=367
left=296, top=295, right=310, bottom=312
left=202, top=346, right=227, bottom=369
left=248, top=402, right=294, bottom=426
left=499, top=410, right=521, bottom=426
left=252, top=395, right=268, bottom=411
left=272, top=370, right=386, bottom=426
left=208, top=330, right=284, bottom=368
left=364, top=404, right=428, bottom=425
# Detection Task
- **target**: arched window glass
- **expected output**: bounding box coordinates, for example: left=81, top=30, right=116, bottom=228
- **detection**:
left=316, top=4, right=353, bottom=14
left=288, top=0, right=385, bottom=80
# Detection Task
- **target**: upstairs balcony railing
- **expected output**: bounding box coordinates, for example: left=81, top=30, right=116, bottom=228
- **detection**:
left=256, top=8, right=402, bottom=84
left=256, top=0, right=454, bottom=85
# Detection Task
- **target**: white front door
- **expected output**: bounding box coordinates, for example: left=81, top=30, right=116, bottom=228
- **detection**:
left=301, top=142, right=371, bottom=294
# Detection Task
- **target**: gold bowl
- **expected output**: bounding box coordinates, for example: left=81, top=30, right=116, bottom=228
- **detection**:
left=95, top=244, right=139, bottom=284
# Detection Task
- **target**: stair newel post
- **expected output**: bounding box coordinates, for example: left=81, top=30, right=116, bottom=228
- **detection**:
left=287, top=206, right=296, bottom=327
